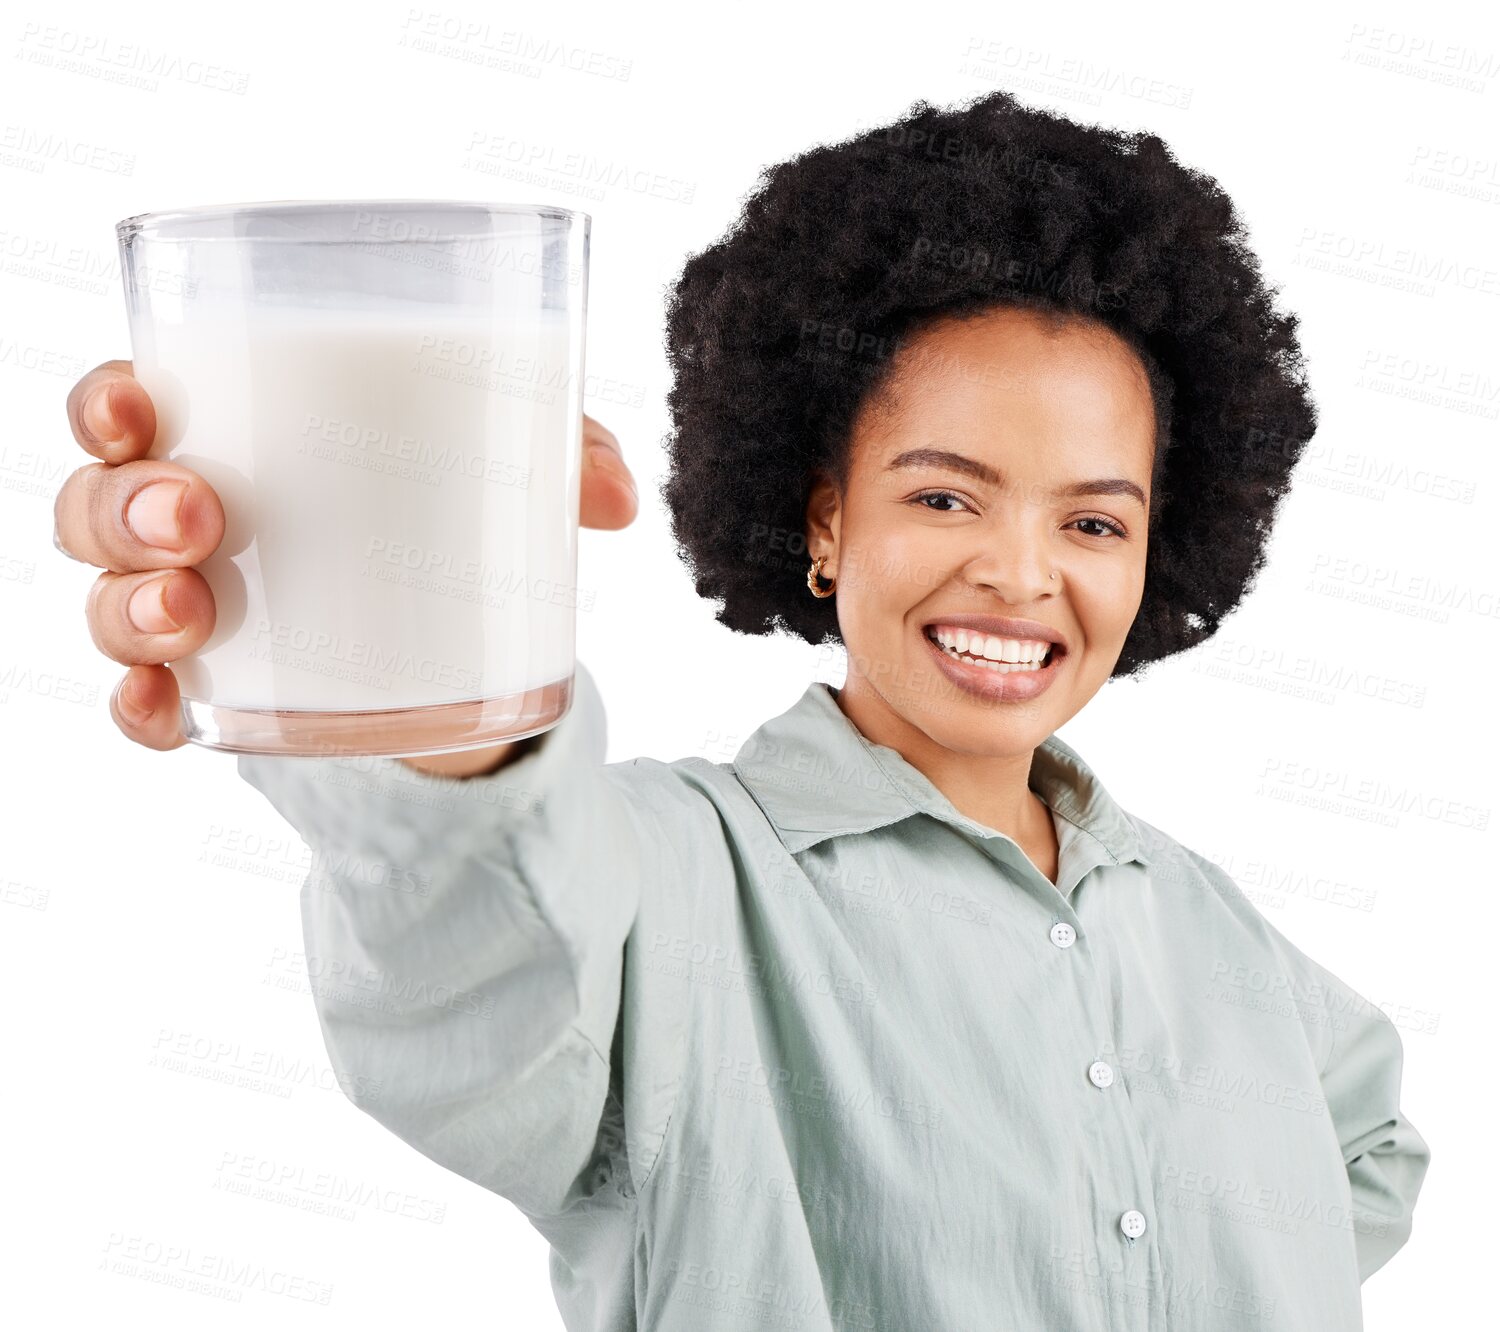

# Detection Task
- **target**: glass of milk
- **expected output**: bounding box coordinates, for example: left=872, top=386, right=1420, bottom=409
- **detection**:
left=115, top=200, right=589, bottom=757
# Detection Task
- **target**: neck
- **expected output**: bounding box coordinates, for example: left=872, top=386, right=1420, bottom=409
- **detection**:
left=832, top=676, right=1056, bottom=862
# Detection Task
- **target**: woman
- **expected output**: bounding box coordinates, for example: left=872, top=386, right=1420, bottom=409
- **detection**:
left=58, top=90, right=1427, bottom=1330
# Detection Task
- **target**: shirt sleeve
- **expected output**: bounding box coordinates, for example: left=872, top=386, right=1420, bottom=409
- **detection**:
left=1277, top=935, right=1433, bottom=1283
left=234, top=659, right=658, bottom=1221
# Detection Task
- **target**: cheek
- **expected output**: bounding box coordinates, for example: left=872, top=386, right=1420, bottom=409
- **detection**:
left=1071, top=557, right=1147, bottom=640
left=833, top=538, right=943, bottom=659
left=841, top=522, right=946, bottom=602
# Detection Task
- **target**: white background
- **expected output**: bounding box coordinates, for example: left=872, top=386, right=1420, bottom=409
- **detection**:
left=3, top=0, right=1491, bottom=1326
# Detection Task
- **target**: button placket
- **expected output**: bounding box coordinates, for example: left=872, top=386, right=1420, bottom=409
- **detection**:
left=1051, top=905, right=1155, bottom=1277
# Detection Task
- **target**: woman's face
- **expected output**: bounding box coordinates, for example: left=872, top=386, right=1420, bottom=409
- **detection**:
left=805, top=304, right=1157, bottom=759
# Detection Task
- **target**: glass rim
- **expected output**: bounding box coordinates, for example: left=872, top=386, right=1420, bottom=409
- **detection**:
left=116, top=198, right=591, bottom=245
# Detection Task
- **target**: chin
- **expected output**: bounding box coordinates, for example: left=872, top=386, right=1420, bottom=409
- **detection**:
left=902, top=678, right=1060, bottom=755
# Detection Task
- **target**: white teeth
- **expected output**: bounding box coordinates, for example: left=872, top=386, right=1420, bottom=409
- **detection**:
left=926, top=627, right=1054, bottom=672
left=928, top=626, right=1053, bottom=664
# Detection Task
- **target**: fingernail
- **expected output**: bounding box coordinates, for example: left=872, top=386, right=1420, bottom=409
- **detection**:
left=114, top=678, right=153, bottom=727
left=53, top=520, right=78, bottom=562
left=126, top=481, right=188, bottom=549
left=83, top=386, right=120, bottom=446
left=127, top=576, right=180, bottom=634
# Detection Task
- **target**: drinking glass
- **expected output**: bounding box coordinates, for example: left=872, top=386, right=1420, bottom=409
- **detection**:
left=115, top=199, right=589, bottom=757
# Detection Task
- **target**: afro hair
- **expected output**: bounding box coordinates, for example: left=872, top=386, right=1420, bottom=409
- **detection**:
left=659, top=87, right=1318, bottom=678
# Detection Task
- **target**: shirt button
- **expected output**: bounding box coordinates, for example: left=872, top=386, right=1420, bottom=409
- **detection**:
left=1088, top=1060, right=1114, bottom=1089
left=1119, top=1209, right=1147, bottom=1239
left=1049, top=921, right=1076, bottom=948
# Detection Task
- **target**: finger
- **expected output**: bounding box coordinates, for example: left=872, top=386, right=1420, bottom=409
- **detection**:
left=66, top=360, right=158, bottom=465
left=580, top=413, right=638, bottom=532
left=53, top=459, right=225, bottom=572
left=109, top=664, right=187, bottom=751
left=86, top=567, right=216, bottom=667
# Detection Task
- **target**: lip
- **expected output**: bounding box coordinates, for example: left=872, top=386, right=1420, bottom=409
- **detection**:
left=920, top=613, right=1070, bottom=653
left=919, top=621, right=1067, bottom=703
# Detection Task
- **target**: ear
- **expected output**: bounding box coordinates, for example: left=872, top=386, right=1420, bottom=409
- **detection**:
left=804, top=468, right=842, bottom=567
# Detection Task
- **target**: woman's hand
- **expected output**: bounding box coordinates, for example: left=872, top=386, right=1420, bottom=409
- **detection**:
left=54, top=359, right=639, bottom=761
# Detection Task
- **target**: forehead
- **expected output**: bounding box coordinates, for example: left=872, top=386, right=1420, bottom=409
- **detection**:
left=851, top=307, right=1157, bottom=476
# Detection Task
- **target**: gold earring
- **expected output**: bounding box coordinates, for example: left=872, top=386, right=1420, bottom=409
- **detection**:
left=807, top=555, right=836, bottom=598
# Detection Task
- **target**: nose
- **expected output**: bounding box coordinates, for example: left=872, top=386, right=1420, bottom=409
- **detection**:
left=956, top=533, right=1057, bottom=605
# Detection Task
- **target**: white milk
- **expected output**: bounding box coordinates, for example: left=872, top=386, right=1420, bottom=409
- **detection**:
left=134, top=303, right=582, bottom=713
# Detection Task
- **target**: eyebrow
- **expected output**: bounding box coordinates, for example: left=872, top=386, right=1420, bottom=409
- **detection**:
left=885, top=448, right=1147, bottom=508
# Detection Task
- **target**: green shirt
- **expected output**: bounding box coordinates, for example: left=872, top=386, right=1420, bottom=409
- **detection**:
left=239, top=660, right=1429, bottom=1331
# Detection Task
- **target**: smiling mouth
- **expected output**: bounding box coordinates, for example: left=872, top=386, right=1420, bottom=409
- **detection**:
left=922, top=626, right=1062, bottom=672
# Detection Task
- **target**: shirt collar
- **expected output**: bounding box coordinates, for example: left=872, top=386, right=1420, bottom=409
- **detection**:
left=730, top=680, right=1151, bottom=871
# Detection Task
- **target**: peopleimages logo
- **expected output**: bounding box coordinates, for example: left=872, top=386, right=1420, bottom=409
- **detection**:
left=246, top=618, right=484, bottom=695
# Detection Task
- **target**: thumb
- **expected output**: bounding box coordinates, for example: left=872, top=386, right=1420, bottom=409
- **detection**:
left=581, top=414, right=638, bottom=531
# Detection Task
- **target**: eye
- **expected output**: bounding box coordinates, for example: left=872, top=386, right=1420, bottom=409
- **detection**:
left=907, top=489, right=971, bottom=513
left=1071, top=515, right=1128, bottom=539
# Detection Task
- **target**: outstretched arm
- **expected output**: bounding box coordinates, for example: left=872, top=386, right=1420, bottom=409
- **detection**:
left=237, top=660, right=660, bottom=1221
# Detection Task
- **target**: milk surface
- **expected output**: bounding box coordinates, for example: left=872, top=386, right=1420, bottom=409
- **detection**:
left=134, top=303, right=582, bottom=711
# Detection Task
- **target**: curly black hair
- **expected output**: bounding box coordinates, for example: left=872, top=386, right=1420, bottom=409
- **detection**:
left=659, top=87, right=1318, bottom=678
